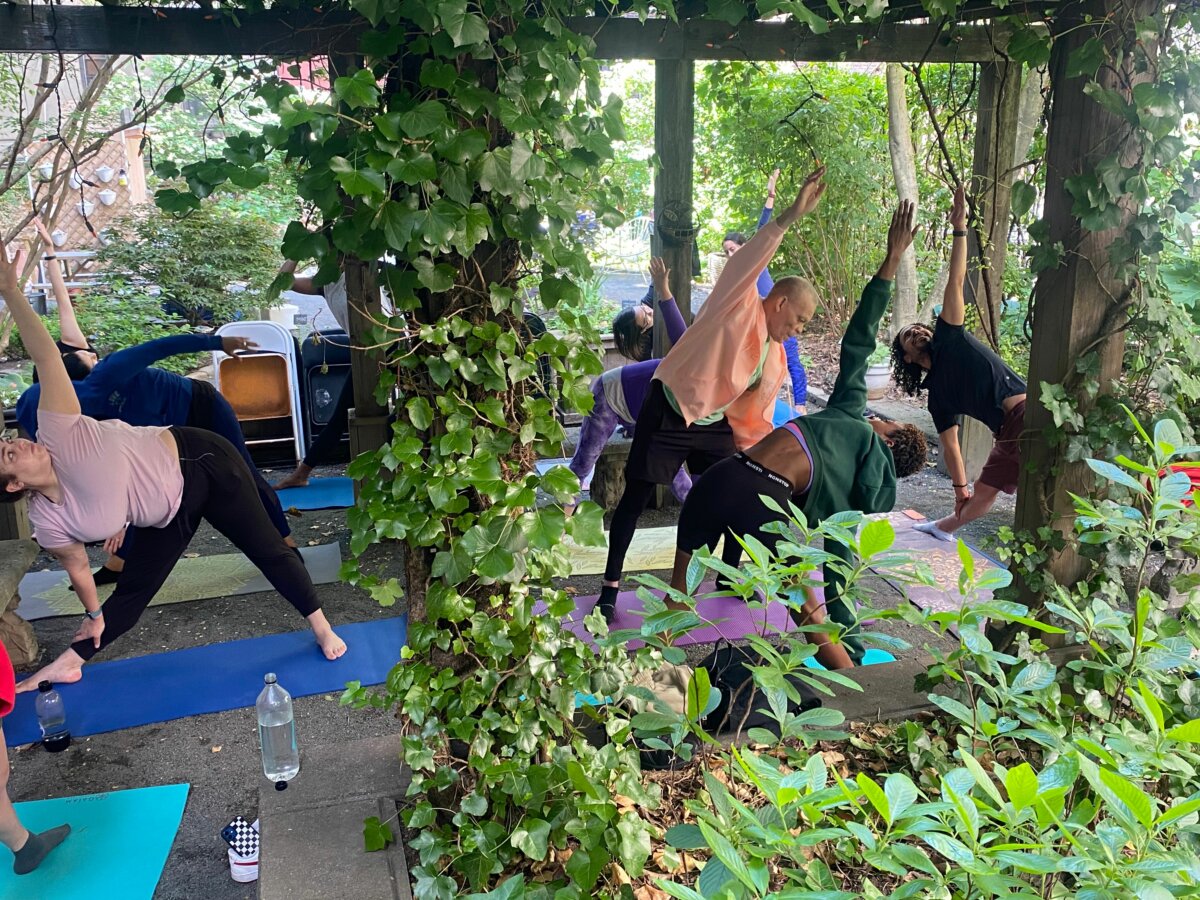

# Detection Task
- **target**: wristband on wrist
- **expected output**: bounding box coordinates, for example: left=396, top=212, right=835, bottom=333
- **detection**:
left=952, top=482, right=969, bottom=488
left=43, top=254, right=57, bottom=260
left=952, top=229, right=968, bottom=237
left=85, top=608, right=103, bottom=620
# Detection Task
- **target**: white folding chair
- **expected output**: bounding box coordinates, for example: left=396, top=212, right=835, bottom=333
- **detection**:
left=212, top=320, right=304, bottom=464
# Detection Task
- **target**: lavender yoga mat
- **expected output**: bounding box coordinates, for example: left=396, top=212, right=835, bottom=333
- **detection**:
left=554, top=577, right=825, bottom=648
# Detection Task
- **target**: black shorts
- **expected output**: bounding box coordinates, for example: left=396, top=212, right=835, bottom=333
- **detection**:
left=626, top=380, right=737, bottom=485
left=677, top=453, right=800, bottom=555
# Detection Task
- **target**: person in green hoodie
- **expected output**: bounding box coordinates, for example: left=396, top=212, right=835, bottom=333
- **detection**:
left=669, top=202, right=928, bottom=668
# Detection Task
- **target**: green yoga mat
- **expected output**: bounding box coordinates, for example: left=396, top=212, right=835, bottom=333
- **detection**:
left=16, top=543, right=342, bottom=620
left=0, top=783, right=189, bottom=900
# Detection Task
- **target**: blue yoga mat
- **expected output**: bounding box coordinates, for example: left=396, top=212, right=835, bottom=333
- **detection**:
left=276, top=476, right=355, bottom=510
left=0, top=784, right=189, bottom=900
left=6, top=617, right=406, bottom=746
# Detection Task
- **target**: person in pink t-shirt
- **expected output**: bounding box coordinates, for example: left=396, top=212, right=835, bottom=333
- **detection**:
left=0, top=236, right=347, bottom=692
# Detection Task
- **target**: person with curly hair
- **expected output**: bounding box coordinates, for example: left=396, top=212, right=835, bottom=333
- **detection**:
left=890, top=187, right=1026, bottom=541
left=668, top=203, right=928, bottom=668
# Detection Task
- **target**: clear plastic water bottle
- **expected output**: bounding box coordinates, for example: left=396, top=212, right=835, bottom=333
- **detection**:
left=256, top=674, right=299, bottom=786
left=35, top=681, right=71, bottom=752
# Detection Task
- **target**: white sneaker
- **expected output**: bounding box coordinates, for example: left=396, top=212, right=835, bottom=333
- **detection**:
left=228, top=818, right=260, bottom=883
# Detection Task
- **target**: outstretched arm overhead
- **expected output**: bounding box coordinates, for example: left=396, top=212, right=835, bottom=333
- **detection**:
left=33, top=218, right=88, bottom=350
left=703, top=166, right=827, bottom=319
left=91, top=333, right=259, bottom=388
left=941, top=185, right=967, bottom=327
left=827, top=202, right=919, bottom=415
left=757, top=167, right=781, bottom=228
left=0, top=235, right=79, bottom=418
left=649, top=257, right=687, bottom=345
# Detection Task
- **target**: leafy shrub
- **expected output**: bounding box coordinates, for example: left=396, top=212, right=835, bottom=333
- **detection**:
left=93, top=197, right=281, bottom=328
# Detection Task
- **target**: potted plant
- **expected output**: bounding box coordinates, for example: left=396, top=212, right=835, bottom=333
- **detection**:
left=865, top=343, right=891, bottom=400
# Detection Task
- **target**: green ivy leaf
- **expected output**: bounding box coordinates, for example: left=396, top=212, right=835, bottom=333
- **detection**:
left=399, top=99, right=450, bottom=138
left=1066, top=36, right=1107, bottom=79
left=1007, top=24, right=1051, bottom=67
left=386, top=152, right=438, bottom=185
left=1011, top=180, right=1037, bottom=219
left=413, top=256, right=456, bottom=292
left=617, top=813, right=652, bottom=878
left=379, top=201, right=421, bottom=250
left=407, top=396, right=434, bottom=430
left=163, top=84, right=186, bottom=104
left=422, top=199, right=461, bottom=246
left=664, top=823, right=707, bottom=850
left=333, top=69, right=379, bottom=110
left=438, top=0, right=490, bottom=47
left=564, top=847, right=609, bottom=891
left=363, top=816, right=395, bottom=852
left=330, top=156, right=387, bottom=198
left=510, top=818, right=551, bottom=860
left=567, top=502, right=605, bottom=547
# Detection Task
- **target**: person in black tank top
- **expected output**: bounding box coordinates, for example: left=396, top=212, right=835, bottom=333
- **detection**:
left=890, top=187, right=1027, bottom=541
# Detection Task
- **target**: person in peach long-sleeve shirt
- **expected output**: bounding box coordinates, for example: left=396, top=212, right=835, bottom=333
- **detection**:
left=596, top=167, right=828, bottom=619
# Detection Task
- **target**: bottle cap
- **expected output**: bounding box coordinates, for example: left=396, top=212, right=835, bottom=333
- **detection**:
left=38, top=681, right=52, bottom=692
left=264, top=673, right=277, bottom=684
left=274, top=780, right=288, bottom=791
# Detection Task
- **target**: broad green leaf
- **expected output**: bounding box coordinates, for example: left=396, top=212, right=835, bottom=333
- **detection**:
left=921, top=832, right=975, bottom=866
left=858, top=517, right=894, bottom=559
left=857, top=773, right=890, bottom=824
left=399, top=100, right=449, bottom=138
left=510, top=818, right=550, bottom=860
left=386, top=152, right=438, bottom=185
left=1086, top=458, right=1147, bottom=494
left=363, top=815, right=395, bottom=852
left=1005, top=763, right=1038, bottom=810
left=686, top=667, right=712, bottom=723
left=617, top=813, right=652, bottom=878
left=1011, top=180, right=1037, bottom=219
left=329, top=156, right=386, bottom=197
left=333, top=69, right=379, bottom=109
left=884, top=773, right=918, bottom=821
left=664, top=823, right=707, bottom=850
left=1098, top=766, right=1155, bottom=829
left=1010, top=660, right=1055, bottom=694
left=1167, top=719, right=1200, bottom=743
left=698, top=821, right=754, bottom=890
left=565, top=847, right=609, bottom=891
left=438, top=1, right=490, bottom=46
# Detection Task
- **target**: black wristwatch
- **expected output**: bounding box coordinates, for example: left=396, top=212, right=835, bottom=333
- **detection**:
left=85, top=608, right=103, bottom=620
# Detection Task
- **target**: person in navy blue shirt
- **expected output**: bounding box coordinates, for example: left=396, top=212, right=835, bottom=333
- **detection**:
left=16, top=332, right=295, bottom=583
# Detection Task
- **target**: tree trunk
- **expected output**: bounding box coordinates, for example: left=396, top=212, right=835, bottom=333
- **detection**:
left=1003, top=0, right=1160, bottom=640
left=886, top=63, right=919, bottom=336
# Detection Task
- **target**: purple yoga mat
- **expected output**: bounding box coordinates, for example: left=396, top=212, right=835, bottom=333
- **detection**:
left=548, top=576, right=826, bottom=648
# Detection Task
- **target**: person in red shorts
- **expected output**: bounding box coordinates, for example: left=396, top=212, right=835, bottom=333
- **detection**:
left=0, top=640, right=71, bottom=875
left=890, top=187, right=1027, bottom=540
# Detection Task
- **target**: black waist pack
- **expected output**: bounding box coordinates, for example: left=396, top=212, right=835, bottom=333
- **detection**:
left=698, top=640, right=821, bottom=738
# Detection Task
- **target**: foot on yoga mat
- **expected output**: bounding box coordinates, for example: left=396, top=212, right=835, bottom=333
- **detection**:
left=5, top=616, right=406, bottom=745
left=12, top=824, right=71, bottom=875
left=18, top=543, right=342, bottom=620
left=0, top=784, right=187, bottom=900
left=276, top=476, right=355, bottom=510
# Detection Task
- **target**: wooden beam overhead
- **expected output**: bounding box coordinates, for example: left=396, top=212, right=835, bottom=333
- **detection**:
left=0, top=5, right=1004, bottom=63
left=577, top=18, right=1007, bottom=63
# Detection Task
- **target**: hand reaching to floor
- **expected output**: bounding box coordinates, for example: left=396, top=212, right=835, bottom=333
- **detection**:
left=649, top=257, right=671, bottom=300
left=73, top=613, right=104, bottom=649
left=954, top=484, right=972, bottom=517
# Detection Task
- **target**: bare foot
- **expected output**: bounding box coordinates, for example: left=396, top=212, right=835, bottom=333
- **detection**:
left=272, top=464, right=313, bottom=491
left=16, top=652, right=85, bottom=693
left=315, top=629, right=347, bottom=661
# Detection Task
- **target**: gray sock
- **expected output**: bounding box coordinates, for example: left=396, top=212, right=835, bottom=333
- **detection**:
left=13, top=824, right=70, bottom=875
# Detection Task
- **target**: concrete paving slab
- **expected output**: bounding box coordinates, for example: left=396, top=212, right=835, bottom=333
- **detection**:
left=0, top=538, right=38, bottom=601
left=259, top=734, right=412, bottom=900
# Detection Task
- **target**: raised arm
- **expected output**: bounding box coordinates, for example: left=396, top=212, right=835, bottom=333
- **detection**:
left=703, top=166, right=827, bottom=320
left=0, top=235, right=79, bottom=416
left=649, top=257, right=687, bottom=345
left=279, top=258, right=324, bottom=296
left=757, top=167, right=780, bottom=229
left=92, top=333, right=256, bottom=387
left=827, top=203, right=917, bottom=415
left=784, top=337, right=808, bottom=409
left=33, top=218, right=88, bottom=349
left=941, top=185, right=967, bottom=327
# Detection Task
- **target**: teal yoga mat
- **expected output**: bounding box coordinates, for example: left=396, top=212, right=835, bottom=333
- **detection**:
left=276, top=476, right=355, bottom=510
left=0, top=784, right=189, bottom=900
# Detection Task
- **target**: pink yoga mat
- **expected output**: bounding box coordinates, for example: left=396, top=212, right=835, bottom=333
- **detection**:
left=545, top=576, right=826, bottom=648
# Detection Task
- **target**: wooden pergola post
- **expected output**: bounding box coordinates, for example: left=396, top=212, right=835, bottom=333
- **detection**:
left=1009, top=0, right=1156, bottom=610
left=957, top=61, right=1024, bottom=482
left=652, top=57, right=696, bottom=342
